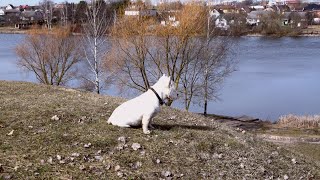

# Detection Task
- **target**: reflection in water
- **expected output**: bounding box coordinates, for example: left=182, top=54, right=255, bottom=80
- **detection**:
left=1, top=34, right=320, bottom=121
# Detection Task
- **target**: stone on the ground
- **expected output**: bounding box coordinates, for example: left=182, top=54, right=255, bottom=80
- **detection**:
left=94, top=156, right=103, bottom=161
left=118, top=136, right=126, bottom=143
left=47, top=157, right=53, bottom=164
left=132, top=143, right=141, bottom=151
left=134, top=161, right=142, bottom=168
left=117, top=172, right=124, bottom=177
left=51, top=115, right=59, bottom=121
left=162, top=171, right=172, bottom=177
left=71, top=153, right=80, bottom=157
left=115, top=165, right=121, bottom=171
left=84, top=143, right=92, bottom=148
left=79, top=165, right=86, bottom=171
left=7, top=130, right=14, bottom=136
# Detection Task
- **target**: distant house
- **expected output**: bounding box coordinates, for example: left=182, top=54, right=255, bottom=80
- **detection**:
left=282, top=12, right=307, bottom=28
left=270, top=5, right=291, bottom=13
left=215, top=17, right=229, bottom=30
left=250, top=5, right=265, bottom=11
left=20, top=10, right=43, bottom=22
left=208, top=9, right=229, bottom=30
left=160, top=14, right=180, bottom=27
left=124, top=6, right=157, bottom=17
left=0, top=9, right=4, bottom=16
left=210, top=9, right=221, bottom=19
left=4, top=4, right=20, bottom=15
left=246, top=10, right=266, bottom=26
left=19, top=5, right=32, bottom=11
left=314, top=17, right=320, bottom=24
left=313, top=11, right=320, bottom=24
left=54, top=4, right=66, bottom=9
left=214, top=5, right=237, bottom=14
left=5, top=4, right=15, bottom=10
left=303, top=4, right=320, bottom=24
left=303, top=4, right=320, bottom=11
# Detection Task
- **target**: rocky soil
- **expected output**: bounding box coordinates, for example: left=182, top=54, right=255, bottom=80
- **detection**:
left=0, top=81, right=319, bottom=179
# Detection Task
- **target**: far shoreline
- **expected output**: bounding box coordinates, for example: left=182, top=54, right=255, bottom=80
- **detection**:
left=1, top=27, right=320, bottom=37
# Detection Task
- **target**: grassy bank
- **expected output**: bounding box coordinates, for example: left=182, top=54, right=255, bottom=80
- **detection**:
left=0, top=81, right=319, bottom=179
left=0, top=27, right=27, bottom=34
left=2, top=26, right=320, bottom=36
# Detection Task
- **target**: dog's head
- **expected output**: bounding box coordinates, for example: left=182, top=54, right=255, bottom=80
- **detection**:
left=159, top=74, right=179, bottom=101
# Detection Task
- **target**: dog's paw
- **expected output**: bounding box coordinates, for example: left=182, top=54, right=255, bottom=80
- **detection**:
left=143, top=130, right=151, bottom=134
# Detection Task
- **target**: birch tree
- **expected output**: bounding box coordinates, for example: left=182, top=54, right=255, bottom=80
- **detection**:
left=81, top=0, right=110, bottom=94
left=40, top=0, right=54, bottom=29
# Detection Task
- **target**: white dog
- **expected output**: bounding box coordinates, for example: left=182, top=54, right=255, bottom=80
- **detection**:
left=107, top=74, right=178, bottom=134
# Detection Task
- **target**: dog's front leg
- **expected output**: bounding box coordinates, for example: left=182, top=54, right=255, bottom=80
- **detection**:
left=142, top=115, right=151, bottom=134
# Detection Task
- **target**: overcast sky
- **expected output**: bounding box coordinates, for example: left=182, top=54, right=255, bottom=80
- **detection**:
left=0, top=0, right=82, bottom=6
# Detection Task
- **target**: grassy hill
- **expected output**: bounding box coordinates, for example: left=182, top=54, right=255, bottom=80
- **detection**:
left=0, top=81, right=319, bottom=179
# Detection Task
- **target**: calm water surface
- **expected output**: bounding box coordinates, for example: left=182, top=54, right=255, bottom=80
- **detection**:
left=0, top=34, right=36, bottom=81
left=1, top=34, right=320, bottom=121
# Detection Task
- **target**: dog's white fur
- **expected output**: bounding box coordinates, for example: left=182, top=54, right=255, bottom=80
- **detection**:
left=107, top=74, right=178, bottom=134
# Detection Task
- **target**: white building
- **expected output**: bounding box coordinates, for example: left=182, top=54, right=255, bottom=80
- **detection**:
left=125, top=9, right=157, bottom=16
left=5, top=4, right=15, bottom=10
left=125, top=6, right=157, bottom=17
left=161, top=15, right=180, bottom=27
left=0, top=9, right=4, bottom=16
left=215, top=18, right=229, bottom=30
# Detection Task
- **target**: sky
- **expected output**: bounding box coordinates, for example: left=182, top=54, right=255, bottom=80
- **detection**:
left=0, top=0, right=82, bottom=6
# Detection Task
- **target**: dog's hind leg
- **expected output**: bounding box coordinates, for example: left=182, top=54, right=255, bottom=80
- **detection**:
left=142, top=115, right=151, bottom=134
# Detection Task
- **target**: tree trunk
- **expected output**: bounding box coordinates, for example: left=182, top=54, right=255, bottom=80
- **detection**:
left=204, top=68, right=208, bottom=116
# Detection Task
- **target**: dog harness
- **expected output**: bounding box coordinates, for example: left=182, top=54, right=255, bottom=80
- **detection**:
left=149, top=87, right=165, bottom=106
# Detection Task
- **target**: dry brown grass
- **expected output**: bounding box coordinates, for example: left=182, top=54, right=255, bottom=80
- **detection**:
left=277, top=114, right=320, bottom=128
left=0, top=81, right=319, bottom=179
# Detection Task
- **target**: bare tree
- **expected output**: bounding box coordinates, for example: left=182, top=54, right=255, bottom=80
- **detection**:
left=109, top=4, right=236, bottom=113
left=74, top=0, right=88, bottom=24
left=202, top=37, right=235, bottom=115
left=111, top=4, right=208, bottom=92
left=16, top=28, right=82, bottom=85
left=81, top=0, right=111, bottom=94
left=110, top=18, right=157, bottom=92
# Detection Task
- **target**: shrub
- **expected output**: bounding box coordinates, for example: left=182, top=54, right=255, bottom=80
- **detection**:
left=277, top=114, right=320, bottom=128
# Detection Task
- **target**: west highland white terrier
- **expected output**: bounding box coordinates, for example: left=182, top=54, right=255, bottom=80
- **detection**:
left=107, top=74, right=178, bottom=134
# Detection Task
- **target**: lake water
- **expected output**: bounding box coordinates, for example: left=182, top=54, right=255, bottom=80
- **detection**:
left=1, top=34, right=320, bottom=121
